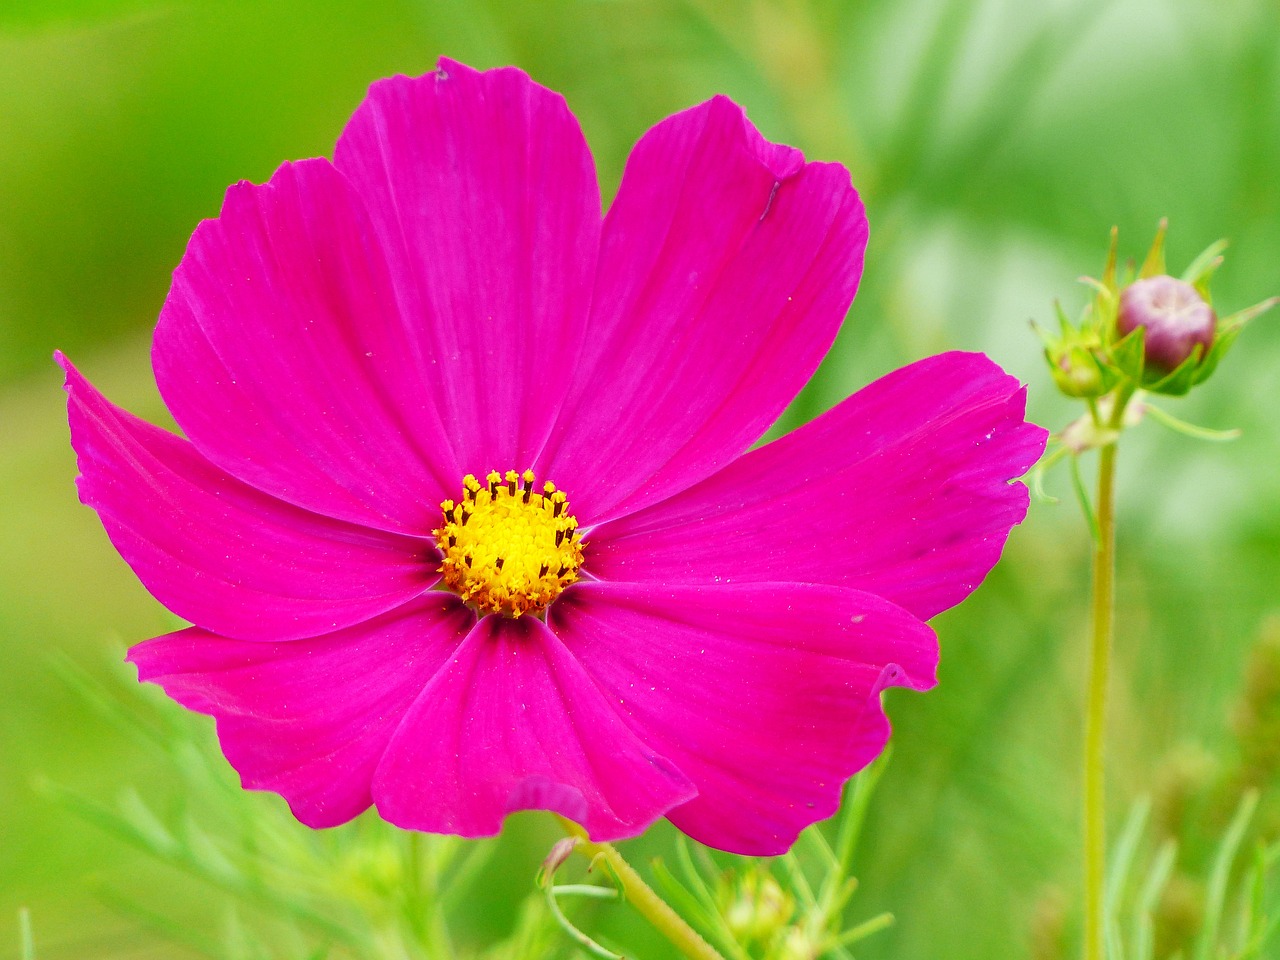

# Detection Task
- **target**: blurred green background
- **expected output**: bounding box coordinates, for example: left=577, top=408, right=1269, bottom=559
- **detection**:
left=3, top=0, right=1278, bottom=957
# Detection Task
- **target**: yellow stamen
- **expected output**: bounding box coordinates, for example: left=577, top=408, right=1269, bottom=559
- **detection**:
left=433, top=468, right=584, bottom=618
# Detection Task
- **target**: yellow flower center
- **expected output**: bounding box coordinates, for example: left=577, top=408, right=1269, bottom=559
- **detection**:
left=434, top=469, right=584, bottom=618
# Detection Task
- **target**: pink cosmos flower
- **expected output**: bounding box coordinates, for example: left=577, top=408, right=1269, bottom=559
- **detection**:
left=61, top=59, right=1046, bottom=855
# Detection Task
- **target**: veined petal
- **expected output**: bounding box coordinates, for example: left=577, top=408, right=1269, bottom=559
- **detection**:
left=333, top=59, right=601, bottom=475
left=588, top=352, right=1047, bottom=621
left=537, top=95, right=868, bottom=524
left=154, top=158, right=459, bottom=533
left=372, top=614, right=696, bottom=841
left=129, top=595, right=474, bottom=828
left=549, top=581, right=936, bottom=856
left=61, top=355, right=435, bottom=642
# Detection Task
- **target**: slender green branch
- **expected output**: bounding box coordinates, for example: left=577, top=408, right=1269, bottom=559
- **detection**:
left=555, top=817, right=728, bottom=960
left=1083, top=385, right=1134, bottom=960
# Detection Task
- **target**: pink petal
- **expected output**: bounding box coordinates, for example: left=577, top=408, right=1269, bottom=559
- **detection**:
left=536, top=95, right=868, bottom=524
left=372, top=614, right=695, bottom=841
left=153, top=158, right=459, bottom=534
left=548, top=581, right=936, bottom=855
left=129, top=595, right=474, bottom=828
left=61, top=355, right=435, bottom=642
left=333, top=60, right=601, bottom=476
left=587, top=352, right=1048, bottom=621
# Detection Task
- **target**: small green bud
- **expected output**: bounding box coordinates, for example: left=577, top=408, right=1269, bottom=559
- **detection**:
left=1034, top=305, right=1109, bottom=400
left=1049, top=343, right=1106, bottom=398
left=776, top=926, right=818, bottom=960
left=721, top=866, right=794, bottom=945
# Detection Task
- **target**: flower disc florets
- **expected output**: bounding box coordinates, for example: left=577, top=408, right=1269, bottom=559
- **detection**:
left=434, top=469, right=583, bottom=618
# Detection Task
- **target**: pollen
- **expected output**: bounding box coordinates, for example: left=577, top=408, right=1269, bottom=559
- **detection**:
left=434, top=469, right=584, bottom=618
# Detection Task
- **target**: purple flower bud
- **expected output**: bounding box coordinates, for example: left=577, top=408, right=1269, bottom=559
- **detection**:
left=1117, top=275, right=1216, bottom=373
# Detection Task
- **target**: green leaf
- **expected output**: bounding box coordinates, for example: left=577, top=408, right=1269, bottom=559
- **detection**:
left=835, top=749, right=891, bottom=877
left=94, top=887, right=225, bottom=960
left=1194, top=791, right=1259, bottom=960
left=673, top=840, right=752, bottom=960
left=828, top=911, right=895, bottom=949
left=1070, top=454, right=1100, bottom=544
left=542, top=882, right=624, bottom=960
left=1143, top=404, right=1241, bottom=442
left=649, top=860, right=718, bottom=933
left=781, top=850, right=818, bottom=908
left=1106, top=797, right=1152, bottom=960
left=1131, top=840, right=1177, bottom=960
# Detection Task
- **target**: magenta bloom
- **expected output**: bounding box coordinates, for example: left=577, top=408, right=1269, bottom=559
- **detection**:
left=62, top=60, right=1045, bottom=855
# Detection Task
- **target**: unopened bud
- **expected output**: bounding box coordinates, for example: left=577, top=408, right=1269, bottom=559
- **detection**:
left=541, top=837, right=577, bottom=877
left=722, top=868, right=794, bottom=944
left=1049, top=344, right=1105, bottom=398
left=1117, top=276, right=1216, bottom=373
left=776, top=927, right=817, bottom=960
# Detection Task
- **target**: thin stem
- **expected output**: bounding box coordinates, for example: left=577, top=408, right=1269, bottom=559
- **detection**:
left=1083, top=385, right=1133, bottom=960
left=556, top=817, right=728, bottom=960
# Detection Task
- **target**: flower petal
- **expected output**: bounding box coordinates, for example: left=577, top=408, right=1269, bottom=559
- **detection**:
left=154, top=158, right=461, bottom=533
left=587, top=352, right=1048, bottom=621
left=333, top=60, right=601, bottom=475
left=129, top=595, right=474, bottom=828
left=61, top=354, right=435, bottom=642
left=537, top=95, right=868, bottom=523
left=372, top=614, right=695, bottom=841
left=548, top=581, right=936, bottom=855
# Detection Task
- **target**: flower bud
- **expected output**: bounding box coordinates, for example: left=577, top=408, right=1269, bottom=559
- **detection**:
left=721, top=867, right=794, bottom=944
left=776, top=927, right=818, bottom=960
left=1049, top=344, right=1105, bottom=398
left=1117, top=275, right=1216, bottom=374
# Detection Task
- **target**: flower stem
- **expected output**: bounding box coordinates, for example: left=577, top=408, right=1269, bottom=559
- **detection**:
left=1083, top=386, right=1132, bottom=960
left=556, top=816, right=727, bottom=960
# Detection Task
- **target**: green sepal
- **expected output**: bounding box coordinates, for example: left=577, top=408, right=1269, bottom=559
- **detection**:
left=1108, top=326, right=1146, bottom=382
left=1192, top=322, right=1243, bottom=385
left=1181, top=238, right=1228, bottom=296
left=1146, top=349, right=1201, bottom=396
left=1139, top=218, right=1168, bottom=279
left=1219, top=295, right=1280, bottom=330
left=1101, top=225, right=1119, bottom=292
left=1053, top=299, right=1075, bottom=336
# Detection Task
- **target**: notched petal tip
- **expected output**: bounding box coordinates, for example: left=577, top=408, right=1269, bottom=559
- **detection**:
left=703, top=94, right=805, bottom=181
left=433, top=56, right=486, bottom=83
left=361, top=58, right=551, bottom=113
left=875, top=658, right=936, bottom=696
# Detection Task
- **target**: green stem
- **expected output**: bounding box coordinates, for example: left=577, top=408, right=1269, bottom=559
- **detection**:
left=1083, top=386, right=1133, bottom=960
left=556, top=817, right=727, bottom=960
